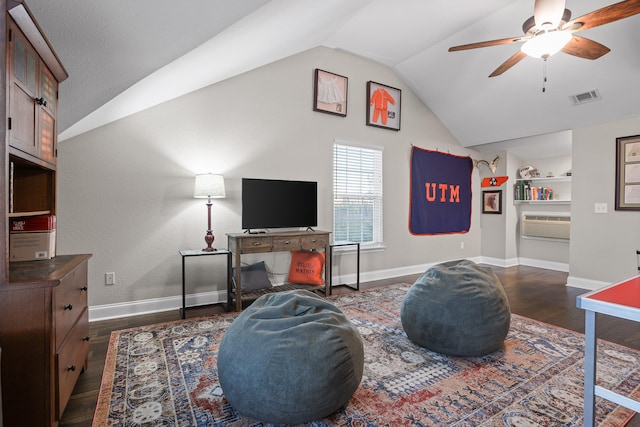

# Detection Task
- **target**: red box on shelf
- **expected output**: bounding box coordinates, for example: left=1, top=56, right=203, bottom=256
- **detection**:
left=9, top=215, right=56, bottom=262
left=10, top=215, right=56, bottom=232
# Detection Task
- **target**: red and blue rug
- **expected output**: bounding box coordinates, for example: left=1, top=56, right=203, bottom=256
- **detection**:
left=94, top=284, right=640, bottom=426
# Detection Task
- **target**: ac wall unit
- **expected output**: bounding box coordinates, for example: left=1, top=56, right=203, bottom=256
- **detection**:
left=521, top=214, right=570, bottom=240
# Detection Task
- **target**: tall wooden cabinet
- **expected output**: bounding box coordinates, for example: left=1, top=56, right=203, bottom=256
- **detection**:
left=0, top=2, right=92, bottom=426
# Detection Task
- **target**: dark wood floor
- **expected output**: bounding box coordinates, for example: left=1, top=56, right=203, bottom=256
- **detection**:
left=58, top=265, right=640, bottom=426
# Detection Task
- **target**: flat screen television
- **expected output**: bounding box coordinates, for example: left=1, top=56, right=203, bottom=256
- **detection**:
left=242, top=178, right=317, bottom=231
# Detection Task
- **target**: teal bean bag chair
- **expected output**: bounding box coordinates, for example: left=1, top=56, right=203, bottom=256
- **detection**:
left=217, top=290, right=364, bottom=424
left=401, top=259, right=511, bottom=356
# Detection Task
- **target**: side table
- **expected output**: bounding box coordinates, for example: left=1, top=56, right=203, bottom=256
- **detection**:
left=179, top=249, right=231, bottom=319
left=329, top=241, right=360, bottom=295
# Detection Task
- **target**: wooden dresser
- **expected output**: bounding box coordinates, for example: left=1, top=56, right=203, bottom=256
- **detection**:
left=227, top=230, right=330, bottom=311
left=1, top=254, right=91, bottom=426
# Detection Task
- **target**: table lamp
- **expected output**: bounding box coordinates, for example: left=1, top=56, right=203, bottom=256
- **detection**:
left=194, top=173, right=226, bottom=251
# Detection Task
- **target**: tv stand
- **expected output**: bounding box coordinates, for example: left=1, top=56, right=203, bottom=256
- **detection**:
left=227, top=230, right=331, bottom=311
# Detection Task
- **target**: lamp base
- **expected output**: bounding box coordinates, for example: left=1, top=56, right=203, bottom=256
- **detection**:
left=203, top=231, right=216, bottom=252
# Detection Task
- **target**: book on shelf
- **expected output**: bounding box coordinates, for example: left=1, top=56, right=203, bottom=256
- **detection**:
left=10, top=214, right=56, bottom=232
left=514, top=181, right=554, bottom=201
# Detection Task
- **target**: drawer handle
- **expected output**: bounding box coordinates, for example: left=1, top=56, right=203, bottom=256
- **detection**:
left=82, top=336, right=90, bottom=342
left=283, top=240, right=290, bottom=245
left=67, top=365, right=76, bottom=372
left=64, top=304, right=73, bottom=311
left=310, top=239, right=317, bottom=243
left=252, top=242, right=260, bottom=246
left=80, top=286, right=88, bottom=291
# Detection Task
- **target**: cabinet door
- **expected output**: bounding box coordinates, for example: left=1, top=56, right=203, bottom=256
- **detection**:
left=8, top=23, right=38, bottom=158
left=39, top=66, right=58, bottom=165
left=8, top=22, right=59, bottom=167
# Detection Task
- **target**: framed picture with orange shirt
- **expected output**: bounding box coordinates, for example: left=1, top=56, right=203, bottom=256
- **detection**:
left=366, top=81, right=401, bottom=131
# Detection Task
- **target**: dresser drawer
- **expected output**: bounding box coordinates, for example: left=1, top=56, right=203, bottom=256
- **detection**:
left=239, top=237, right=273, bottom=253
left=54, top=261, right=88, bottom=350
left=272, top=236, right=301, bottom=251
left=301, top=234, right=328, bottom=250
left=56, top=308, right=89, bottom=420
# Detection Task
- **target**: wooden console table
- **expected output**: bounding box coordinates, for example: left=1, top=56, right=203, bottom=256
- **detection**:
left=227, top=230, right=331, bottom=311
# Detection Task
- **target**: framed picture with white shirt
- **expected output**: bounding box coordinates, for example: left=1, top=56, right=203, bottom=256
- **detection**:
left=313, top=69, right=348, bottom=117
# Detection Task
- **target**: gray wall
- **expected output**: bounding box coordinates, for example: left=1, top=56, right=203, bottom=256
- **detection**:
left=569, top=115, right=640, bottom=288
left=56, top=47, right=482, bottom=317
left=55, top=45, right=639, bottom=316
left=478, top=150, right=513, bottom=264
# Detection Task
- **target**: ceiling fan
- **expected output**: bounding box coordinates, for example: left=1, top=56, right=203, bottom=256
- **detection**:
left=448, top=0, right=640, bottom=77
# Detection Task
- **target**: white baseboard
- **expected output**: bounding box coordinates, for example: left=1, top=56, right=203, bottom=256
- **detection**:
left=566, top=275, right=610, bottom=291
left=89, top=290, right=226, bottom=322
left=88, top=268, right=432, bottom=322
left=516, top=257, right=569, bottom=272
left=88, top=257, right=483, bottom=322
left=89, top=256, right=578, bottom=322
left=477, top=257, right=519, bottom=268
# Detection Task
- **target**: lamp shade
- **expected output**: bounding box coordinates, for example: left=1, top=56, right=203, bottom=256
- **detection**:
left=521, top=31, right=572, bottom=58
left=194, top=174, right=226, bottom=198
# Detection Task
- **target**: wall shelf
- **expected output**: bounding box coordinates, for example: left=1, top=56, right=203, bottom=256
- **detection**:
left=515, top=176, right=572, bottom=183
left=514, top=175, right=571, bottom=204
left=515, top=200, right=571, bottom=205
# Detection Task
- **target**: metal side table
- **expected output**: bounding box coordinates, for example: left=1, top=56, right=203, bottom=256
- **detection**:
left=179, top=249, right=231, bottom=318
left=329, top=241, right=360, bottom=295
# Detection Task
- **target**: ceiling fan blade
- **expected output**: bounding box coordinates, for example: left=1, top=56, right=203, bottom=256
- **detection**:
left=489, top=50, right=527, bottom=77
left=564, top=0, right=640, bottom=32
left=449, top=36, right=527, bottom=52
left=561, top=35, right=610, bottom=59
left=534, top=0, right=566, bottom=28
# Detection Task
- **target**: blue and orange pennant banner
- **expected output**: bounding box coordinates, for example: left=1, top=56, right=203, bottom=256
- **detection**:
left=409, top=147, right=473, bottom=235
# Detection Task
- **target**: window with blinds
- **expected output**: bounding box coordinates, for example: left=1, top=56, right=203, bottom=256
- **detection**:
left=333, top=143, right=383, bottom=245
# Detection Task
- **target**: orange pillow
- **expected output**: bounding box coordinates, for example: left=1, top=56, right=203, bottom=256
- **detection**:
left=288, top=251, right=325, bottom=285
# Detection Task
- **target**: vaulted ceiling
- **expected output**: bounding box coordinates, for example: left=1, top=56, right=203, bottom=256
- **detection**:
left=26, top=0, right=640, bottom=154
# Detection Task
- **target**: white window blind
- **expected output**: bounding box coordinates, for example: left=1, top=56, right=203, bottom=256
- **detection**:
left=333, top=143, right=383, bottom=245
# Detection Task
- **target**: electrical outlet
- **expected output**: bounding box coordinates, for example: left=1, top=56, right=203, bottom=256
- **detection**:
left=460, top=242, right=465, bottom=250
left=594, top=203, right=608, bottom=214
left=105, top=272, right=116, bottom=285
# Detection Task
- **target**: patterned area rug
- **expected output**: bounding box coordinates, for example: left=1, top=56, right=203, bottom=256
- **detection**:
left=93, top=284, right=640, bottom=426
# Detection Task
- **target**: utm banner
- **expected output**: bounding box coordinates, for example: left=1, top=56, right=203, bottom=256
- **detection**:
left=409, top=147, right=473, bottom=235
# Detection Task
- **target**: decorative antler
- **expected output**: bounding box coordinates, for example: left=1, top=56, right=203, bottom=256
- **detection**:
left=474, top=155, right=500, bottom=174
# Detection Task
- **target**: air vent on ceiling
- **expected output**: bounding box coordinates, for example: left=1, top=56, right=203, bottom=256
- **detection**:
left=569, top=89, right=601, bottom=106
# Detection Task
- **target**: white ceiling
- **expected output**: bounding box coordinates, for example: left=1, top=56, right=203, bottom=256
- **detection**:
left=26, top=0, right=640, bottom=153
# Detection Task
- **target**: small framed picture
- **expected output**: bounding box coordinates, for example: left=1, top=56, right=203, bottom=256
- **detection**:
left=313, top=69, right=347, bottom=117
left=482, top=190, right=502, bottom=214
left=615, top=134, right=640, bottom=211
left=366, top=81, right=401, bottom=131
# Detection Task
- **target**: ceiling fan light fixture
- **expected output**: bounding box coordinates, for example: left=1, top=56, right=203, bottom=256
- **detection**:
left=521, top=30, right=572, bottom=58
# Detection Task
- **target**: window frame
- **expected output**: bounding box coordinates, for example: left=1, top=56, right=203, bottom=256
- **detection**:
left=332, top=141, right=384, bottom=249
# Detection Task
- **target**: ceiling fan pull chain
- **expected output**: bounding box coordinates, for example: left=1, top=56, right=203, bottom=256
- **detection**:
left=542, top=57, right=548, bottom=93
